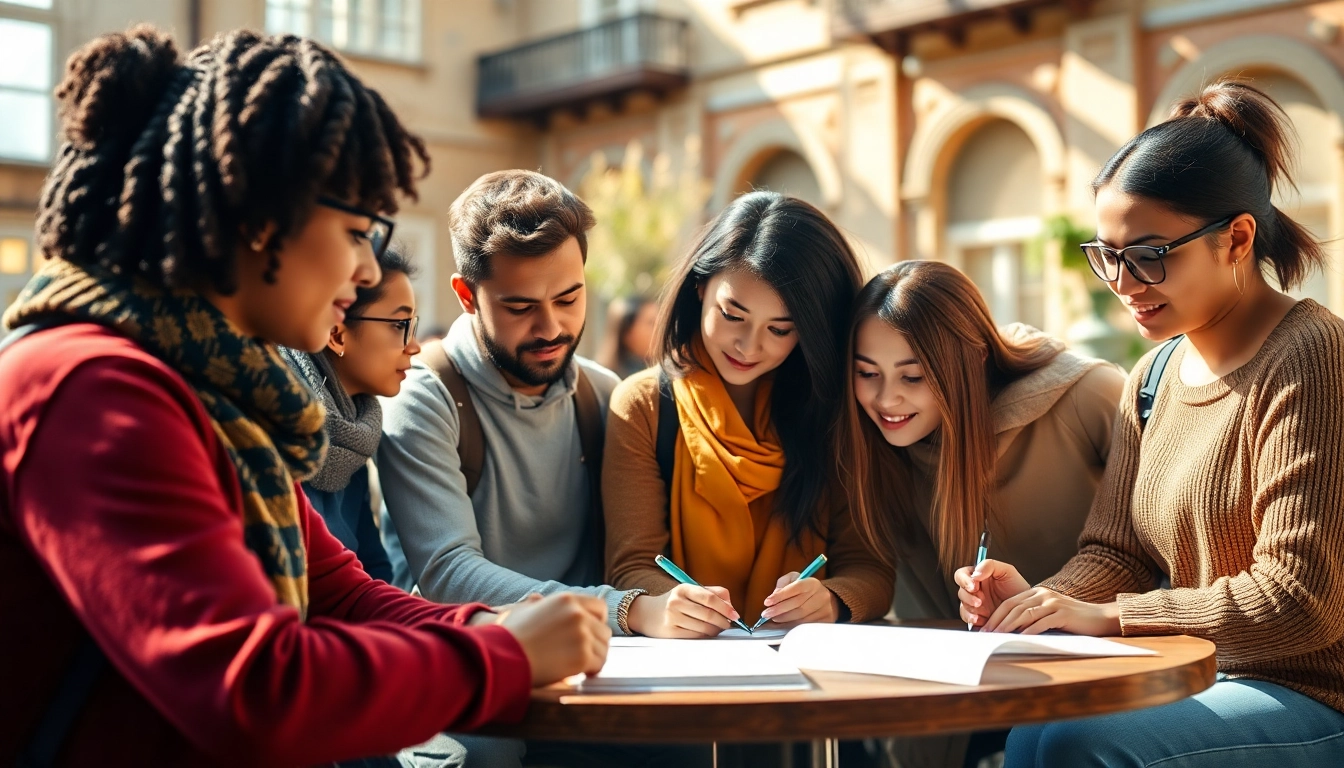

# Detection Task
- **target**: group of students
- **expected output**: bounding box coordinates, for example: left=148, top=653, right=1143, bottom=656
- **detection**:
left=2, top=23, right=1342, bottom=768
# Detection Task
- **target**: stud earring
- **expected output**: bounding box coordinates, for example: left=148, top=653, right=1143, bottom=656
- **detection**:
left=338, top=350, right=345, bottom=358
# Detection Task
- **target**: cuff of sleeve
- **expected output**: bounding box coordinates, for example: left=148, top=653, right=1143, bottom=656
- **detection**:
left=444, top=601, right=497, bottom=627
left=467, top=623, right=533, bottom=725
left=820, top=578, right=863, bottom=624
left=605, top=589, right=633, bottom=635
left=1116, top=591, right=1174, bottom=636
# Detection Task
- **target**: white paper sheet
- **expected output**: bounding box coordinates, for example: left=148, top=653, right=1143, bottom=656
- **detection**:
left=778, top=624, right=1156, bottom=687
left=582, top=643, right=811, bottom=692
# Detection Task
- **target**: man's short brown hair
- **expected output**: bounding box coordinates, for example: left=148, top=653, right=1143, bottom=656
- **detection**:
left=448, top=170, right=596, bottom=283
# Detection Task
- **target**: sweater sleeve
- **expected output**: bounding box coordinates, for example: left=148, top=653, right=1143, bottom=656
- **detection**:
left=603, top=370, right=679, bottom=596
left=379, top=365, right=631, bottom=631
left=1113, top=339, right=1344, bottom=658
left=10, top=356, right=531, bottom=767
left=819, top=501, right=895, bottom=623
left=1040, top=354, right=1164, bottom=601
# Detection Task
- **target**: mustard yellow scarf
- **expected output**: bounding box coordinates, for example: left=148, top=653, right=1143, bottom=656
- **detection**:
left=669, top=342, right=824, bottom=623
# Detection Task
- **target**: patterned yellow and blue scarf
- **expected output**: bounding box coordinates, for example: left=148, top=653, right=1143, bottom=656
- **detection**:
left=4, top=260, right=326, bottom=618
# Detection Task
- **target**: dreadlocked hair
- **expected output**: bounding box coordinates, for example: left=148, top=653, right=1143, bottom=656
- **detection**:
left=36, top=24, right=430, bottom=292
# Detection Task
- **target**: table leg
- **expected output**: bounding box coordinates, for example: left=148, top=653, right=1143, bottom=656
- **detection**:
left=712, top=741, right=718, bottom=768
left=810, top=738, right=839, bottom=768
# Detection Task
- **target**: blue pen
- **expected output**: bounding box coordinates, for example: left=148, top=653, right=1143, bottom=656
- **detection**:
left=750, top=553, right=828, bottom=632
left=969, top=525, right=991, bottom=630
left=654, top=554, right=754, bottom=634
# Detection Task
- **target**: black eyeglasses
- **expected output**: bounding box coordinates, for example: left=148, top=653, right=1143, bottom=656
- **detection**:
left=1080, top=215, right=1236, bottom=286
left=317, top=196, right=395, bottom=259
left=346, top=315, right=419, bottom=347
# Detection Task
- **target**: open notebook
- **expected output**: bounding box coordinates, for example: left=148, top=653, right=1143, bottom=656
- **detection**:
left=581, top=642, right=812, bottom=692
left=610, top=628, right=789, bottom=649
left=778, top=624, right=1156, bottom=687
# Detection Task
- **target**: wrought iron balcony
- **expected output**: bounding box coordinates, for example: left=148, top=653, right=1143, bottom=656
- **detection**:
left=477, top=13, right=690, bottom=120
left=834, top=0, right=1087, bottom=43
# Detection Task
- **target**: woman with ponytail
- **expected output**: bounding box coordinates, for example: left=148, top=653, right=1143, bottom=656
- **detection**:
left=0, top=26, right=608, bottom=766
left=958, top=81, right=1344, bottom=765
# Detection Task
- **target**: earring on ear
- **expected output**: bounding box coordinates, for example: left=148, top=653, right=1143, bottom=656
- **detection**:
left=1232, top=258, right=1245, bottom=296
left=338, top=350, right=345, bottom=358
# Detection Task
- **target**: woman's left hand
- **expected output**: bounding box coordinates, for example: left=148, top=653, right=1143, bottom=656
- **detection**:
left=759, top=572, right=840, bottom=627
left=983, top=587, right=1121, bottom=636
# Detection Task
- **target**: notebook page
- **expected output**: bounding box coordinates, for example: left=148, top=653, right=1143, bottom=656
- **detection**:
left=778, top=625, right=1155, bottom=687
left=582, top=643, right=810, bottom=692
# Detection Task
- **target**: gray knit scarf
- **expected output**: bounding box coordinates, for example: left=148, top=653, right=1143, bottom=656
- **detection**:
left=279, top=347, right=383, bottom=493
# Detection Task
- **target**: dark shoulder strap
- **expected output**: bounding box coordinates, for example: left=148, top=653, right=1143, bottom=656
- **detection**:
left=4, top=319, right=108, bottom=768
left=655, top=369, right=679, bottom=487
left=573, top=369, right=605, bottom=557
left=1137, top=335, right=1183, bottom=430
left=419, top=342, right=485, bottom=497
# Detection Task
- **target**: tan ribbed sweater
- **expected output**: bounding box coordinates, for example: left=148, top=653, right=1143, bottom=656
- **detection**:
left=1042, top=300, right=1344, bottom=712
left=604, top=368, right=895, bottom=623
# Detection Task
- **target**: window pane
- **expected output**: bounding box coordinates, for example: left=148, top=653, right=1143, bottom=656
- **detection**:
left=0, top=90, right=50, bottom=161
left=0, top=238, right=29, bottom=274
left=0, top=0, right=54, bottom=8
left=266, top=0, right=311, bottom=36
left=0, top=18, right=51, bottom=90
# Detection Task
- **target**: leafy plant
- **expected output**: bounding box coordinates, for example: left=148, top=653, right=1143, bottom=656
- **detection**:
left=579, top=137, right=710, bottom=299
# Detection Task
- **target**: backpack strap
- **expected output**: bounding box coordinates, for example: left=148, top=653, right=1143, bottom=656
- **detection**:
left=572, top=368, right=605, bottom=559
left=1137, top=335, right=1183, bottom=430
left=655, top=369, right=679, bottom=488
left=420, top=341, right=486, bottom=497
left=3, top=319, right=109, bottom=768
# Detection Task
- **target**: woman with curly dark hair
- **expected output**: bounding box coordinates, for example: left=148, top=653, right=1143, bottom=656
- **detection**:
left=0, top=25, right=607, bottom=767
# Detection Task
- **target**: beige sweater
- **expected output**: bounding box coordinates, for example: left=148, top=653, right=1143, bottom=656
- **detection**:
left=1043, top=300, right=1344, bottom=712
left=603, top=368, right=895, bottom=623
left=895, top=330, right=1126, bottom=620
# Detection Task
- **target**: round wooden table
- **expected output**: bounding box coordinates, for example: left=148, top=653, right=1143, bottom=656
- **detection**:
left=485, top=633, right=1216, bottom=765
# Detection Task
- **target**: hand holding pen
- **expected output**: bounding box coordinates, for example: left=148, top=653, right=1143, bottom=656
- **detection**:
left=752, top=554, right=833, bottom=631
left=648, top=555, right=753, bottom=635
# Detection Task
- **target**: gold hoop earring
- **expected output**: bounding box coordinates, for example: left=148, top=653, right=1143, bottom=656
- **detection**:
left=1233, top=258, right=1245, bottom=296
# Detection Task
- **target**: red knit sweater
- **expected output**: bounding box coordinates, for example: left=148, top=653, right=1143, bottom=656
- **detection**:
left=0, top=324, right=532, bottom=766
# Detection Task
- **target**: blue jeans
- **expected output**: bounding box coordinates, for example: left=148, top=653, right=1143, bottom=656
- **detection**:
left=1005, top=679, right=1344, bottom=767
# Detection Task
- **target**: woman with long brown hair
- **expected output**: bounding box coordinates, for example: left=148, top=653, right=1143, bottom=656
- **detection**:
left=840, top=260, right=1124, bottom=765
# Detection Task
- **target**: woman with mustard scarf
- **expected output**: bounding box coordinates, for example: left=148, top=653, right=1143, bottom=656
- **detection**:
left=604, top=191, right=894, bottom=638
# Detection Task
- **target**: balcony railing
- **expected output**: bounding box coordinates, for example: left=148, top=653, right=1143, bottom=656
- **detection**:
left=833, top=0, right=1061, bottom=38
left=477, top=13, right=690, bottom=120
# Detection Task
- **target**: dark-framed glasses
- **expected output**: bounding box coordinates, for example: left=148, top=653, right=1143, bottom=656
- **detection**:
left=1080, top=215, right=1236, bottom=286
left=347, top=315, right=419, bottom=347
left=317, top=196, right=395, bottom=259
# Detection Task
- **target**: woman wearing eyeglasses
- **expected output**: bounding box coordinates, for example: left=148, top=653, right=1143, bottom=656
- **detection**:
left=958, top=80, right=1344, bottom=766
left=281, top=244, right=420, bottom=585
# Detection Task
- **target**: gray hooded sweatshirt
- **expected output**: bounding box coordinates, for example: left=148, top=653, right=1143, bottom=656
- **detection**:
left=378, top=314, right=633, bottom=630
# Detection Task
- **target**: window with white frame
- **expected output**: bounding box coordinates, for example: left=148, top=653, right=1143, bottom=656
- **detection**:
left=266, top=0, right=422, bottom=62
left=0, top=0, right=54, bottom=163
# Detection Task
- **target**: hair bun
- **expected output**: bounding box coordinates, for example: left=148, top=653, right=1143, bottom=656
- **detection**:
left=56, top=24, right=181, bottom=149
left=1169, top=79, right=1294, bottom=192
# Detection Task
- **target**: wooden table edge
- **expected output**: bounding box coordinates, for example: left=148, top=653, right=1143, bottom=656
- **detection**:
left=480, top=635, right=1218, bottom=743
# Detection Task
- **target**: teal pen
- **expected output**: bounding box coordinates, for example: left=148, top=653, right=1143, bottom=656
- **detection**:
left=654, top=554, right=754, bottom=634
left=749, top=553, right=828, bottom=632
left=969, top=525, right=991, bottom=630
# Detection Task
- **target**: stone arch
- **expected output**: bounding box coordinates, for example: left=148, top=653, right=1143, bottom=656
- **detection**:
left=1148, top=34, right=1344, bottom=136
left=711, top=119, right=843, bottom=211
left=902, top=82, right=1066, bottom=204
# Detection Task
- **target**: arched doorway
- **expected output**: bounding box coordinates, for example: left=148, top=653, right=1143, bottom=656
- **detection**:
left=944, top=118, right=1045, bottom=329
left=744, top=149, right=824, bottom=208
